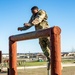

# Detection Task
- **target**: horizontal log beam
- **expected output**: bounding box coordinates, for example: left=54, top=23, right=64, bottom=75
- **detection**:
left=9, top=26, right=61, bottom=42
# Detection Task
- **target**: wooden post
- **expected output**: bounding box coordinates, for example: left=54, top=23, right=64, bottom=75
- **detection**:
left=9, top=37, right=17, bottom=75
left=0, top=51, right=2, bottom=63
left=51, top=27, right=61, bottom=75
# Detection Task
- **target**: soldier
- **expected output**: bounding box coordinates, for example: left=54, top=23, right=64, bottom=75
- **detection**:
left=18, top=6, right=50, bottom=62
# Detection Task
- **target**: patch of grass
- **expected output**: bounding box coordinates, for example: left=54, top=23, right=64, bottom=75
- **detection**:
left=25, top=61, right=46, bottom=66
left=62, top=59, right=75, bottom=63
left=18, top=59, right=75, bottom=67
left=18, top=61, right=47, bottom=67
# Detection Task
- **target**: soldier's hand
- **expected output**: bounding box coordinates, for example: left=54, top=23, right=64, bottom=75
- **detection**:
left=24, top=23, right=31, bottom=26
left=18, top=27, right=23, bottom=31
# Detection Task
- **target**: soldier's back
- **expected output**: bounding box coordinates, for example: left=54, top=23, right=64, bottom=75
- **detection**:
left=35, top=10, right=49, bottom=30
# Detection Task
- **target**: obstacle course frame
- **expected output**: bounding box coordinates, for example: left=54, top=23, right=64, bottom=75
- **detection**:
left=9, top=26, right=62, bottom=75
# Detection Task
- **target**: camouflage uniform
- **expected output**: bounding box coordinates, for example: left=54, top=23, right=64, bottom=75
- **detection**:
left=23, top=10, right=50, bottom=61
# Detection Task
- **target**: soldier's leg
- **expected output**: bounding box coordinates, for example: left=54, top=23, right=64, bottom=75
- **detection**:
left=46, top=37, right=63, bottom=70
left=47, top=37, right=51, bottom=61
left=39, top=37, right=50, bottom=61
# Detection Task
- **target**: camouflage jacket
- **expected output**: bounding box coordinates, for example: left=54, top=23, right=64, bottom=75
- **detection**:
left=23, top=10, right=49, bottom=30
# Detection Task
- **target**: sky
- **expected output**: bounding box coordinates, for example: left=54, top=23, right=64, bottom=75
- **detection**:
left=0, top=0, right=75, bottom=53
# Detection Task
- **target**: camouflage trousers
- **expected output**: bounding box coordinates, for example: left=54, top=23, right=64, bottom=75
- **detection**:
left=39, top=37, right=51, bottom=61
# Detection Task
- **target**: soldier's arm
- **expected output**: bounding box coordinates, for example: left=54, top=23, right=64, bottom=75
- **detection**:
left=31, top=10, right=46, bottom=25
left=18, top=26, right=32, bottom=31
left=18, top=16, right=33, bottom=31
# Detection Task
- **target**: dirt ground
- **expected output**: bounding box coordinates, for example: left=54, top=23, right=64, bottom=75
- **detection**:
left=18, top=67, right=75, bottom=75
left=0, top=67, right=75, bottom=75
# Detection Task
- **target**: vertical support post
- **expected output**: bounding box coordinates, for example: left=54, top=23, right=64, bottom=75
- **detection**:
left=51, top=27, right=61, bottom=75
left=0, top=51, right=2, bottom=63
left=0, top=51, right=2, bottom=72
left=7, top=68, right=9, bottom=75
left=9, top=37, right=17, bottom=75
